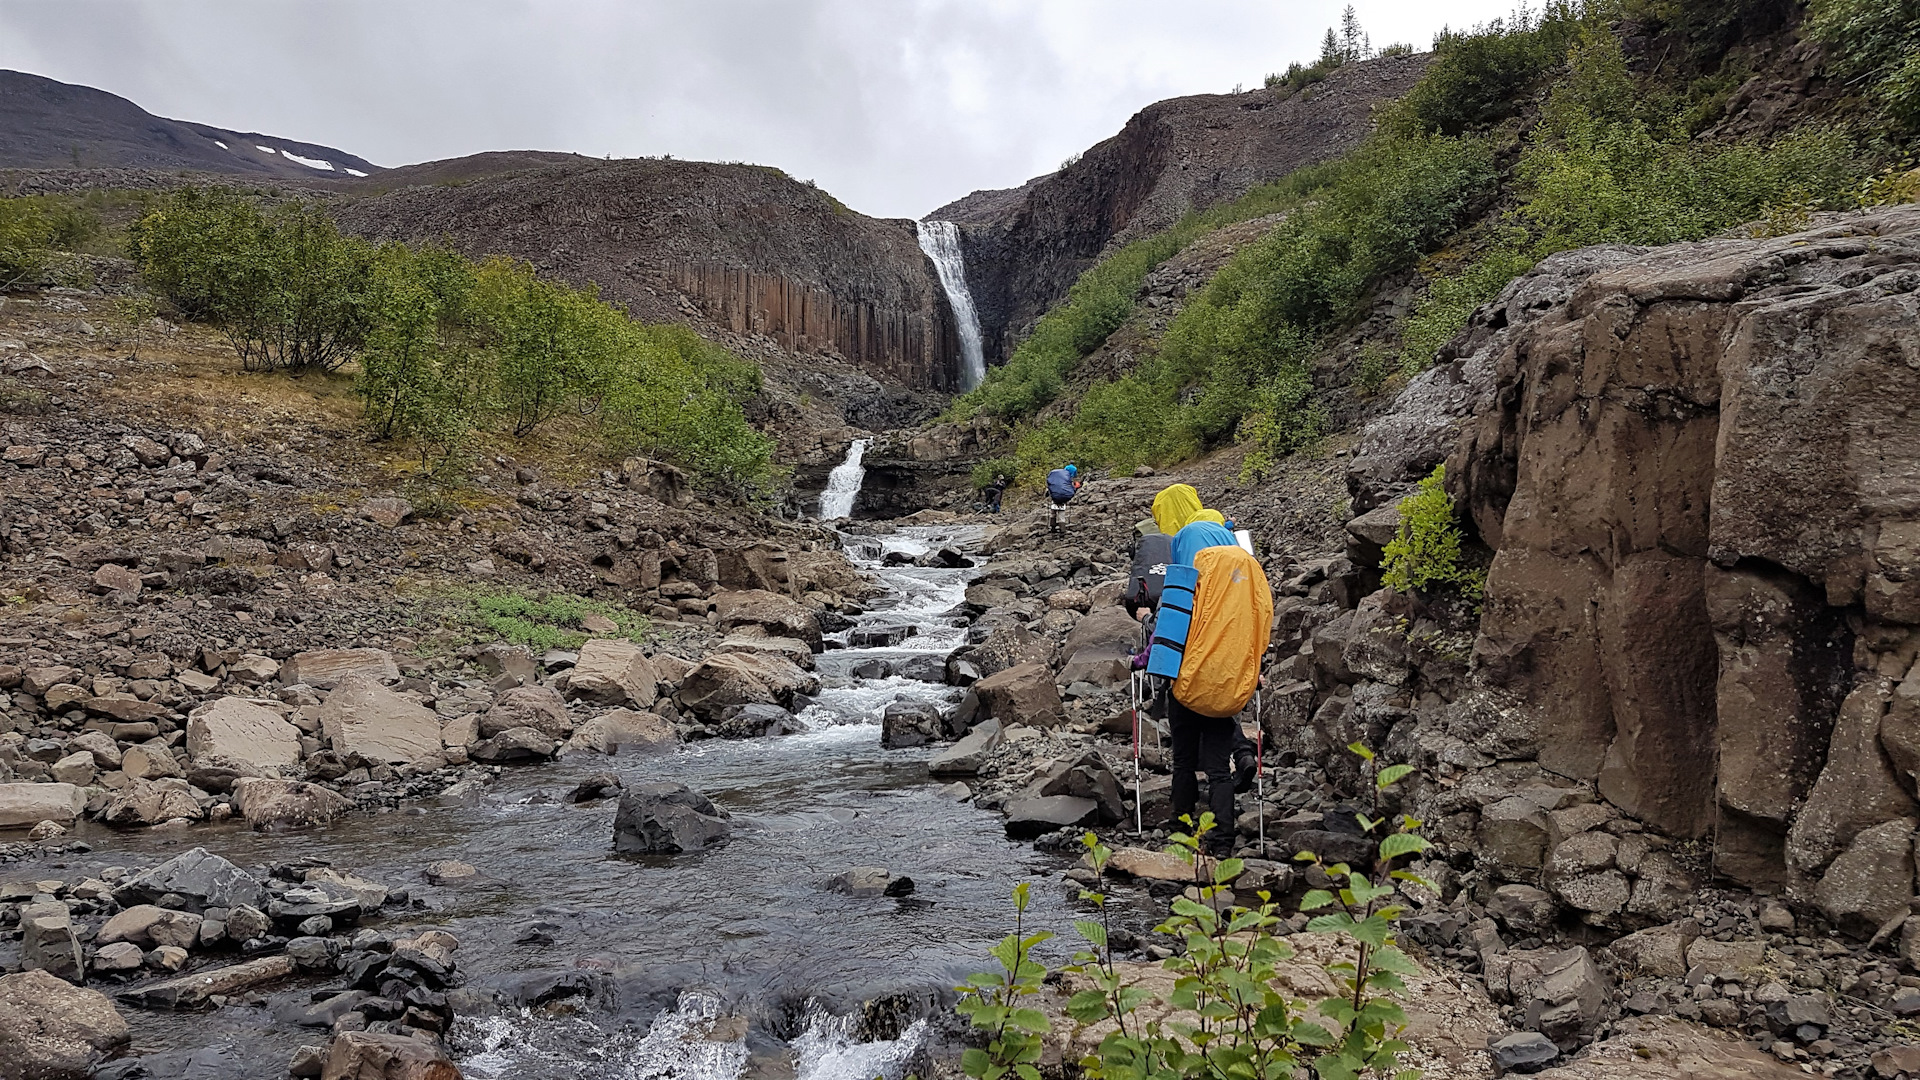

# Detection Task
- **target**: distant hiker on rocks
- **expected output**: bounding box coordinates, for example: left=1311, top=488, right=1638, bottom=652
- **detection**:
left=1143, top=483, right=1273, bottom=855
left=1045, top=463, right=1080, bottom=534
left=983, top=473, right=1009, bottom=514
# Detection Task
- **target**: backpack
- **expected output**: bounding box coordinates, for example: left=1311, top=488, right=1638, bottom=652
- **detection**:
left=1147, top=544, right=1272, bottom=718
left=1046, top=469, right=1077, bottom=503
left=1123, top=532, right=1171, bottom=615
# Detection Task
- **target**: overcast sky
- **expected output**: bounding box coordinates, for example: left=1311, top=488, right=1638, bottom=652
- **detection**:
left=0, top=0, right=1520, bottom=219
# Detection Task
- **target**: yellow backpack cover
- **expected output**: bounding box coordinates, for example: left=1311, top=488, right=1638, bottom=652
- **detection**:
left=1174, top=544, right=1273, bottom=718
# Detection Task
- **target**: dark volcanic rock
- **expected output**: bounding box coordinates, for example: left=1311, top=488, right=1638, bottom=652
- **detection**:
left=612, top=782, right=732, bottom=855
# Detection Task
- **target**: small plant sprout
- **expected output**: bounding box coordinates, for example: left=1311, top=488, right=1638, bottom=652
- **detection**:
left=956, top=881, right=1055, bottom=1080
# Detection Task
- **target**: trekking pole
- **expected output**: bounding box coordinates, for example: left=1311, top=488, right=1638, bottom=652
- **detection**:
left=1132, top=670, right=1144, bottom=837
left=1255, top=689, right=1265, bottom=858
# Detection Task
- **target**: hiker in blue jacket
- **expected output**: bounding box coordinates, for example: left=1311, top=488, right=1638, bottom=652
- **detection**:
left=1045, top=464, right=1080, bottom=534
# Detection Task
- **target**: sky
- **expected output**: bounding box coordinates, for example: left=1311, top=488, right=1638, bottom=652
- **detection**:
left=0, top=0, right=1521, bottom=219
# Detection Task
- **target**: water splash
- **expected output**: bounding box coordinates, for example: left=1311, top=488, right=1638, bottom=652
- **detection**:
left=792, top=1006, right=927, bottom=1080
left=916, top=220, right=987, bottom=390
left=818, top=438, right=870, bottom=520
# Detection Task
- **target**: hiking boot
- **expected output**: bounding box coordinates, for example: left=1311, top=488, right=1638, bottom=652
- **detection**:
left=1233, top=748, right=1257, bottom=794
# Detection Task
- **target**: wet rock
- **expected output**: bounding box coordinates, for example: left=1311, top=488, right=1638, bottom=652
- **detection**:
left=115, top=846, right=269, bottom=913
left=471, top=726, right=560, bottom=763
left=186, top=696, right=304, bottom=769
left=20, top=900, right=83, bottom=982
left=827, top=866, right=892, bottom=897
left=850, top=626, right=913, bottom=648
left=321, top=1030, right=460, bottom=1080
left=928, top=719, right=1003, bottom=776
left=677, top=651, right=818, bottom=720
left=565, top=708, right=676, bottom=754
left=1004, top=795, right=1097, bottom=840
left=99, top=904, right=203, bottom=950
left=480, top=685, right=573, bottom=739
left=0, top=969, right=131, bottom=1078
left=718, top=634, right=815, bottom=670
left=281, top=649, right=401, bottom=690
left=881, top=701, right=943, bottom=748
left=895, top=655, right=948, bottom=683
left=0, top=781, right=85, bottom=827
left=974, top=663, right=1064, bottom=728
left=1489, top=1030, right=1559, bottom=1075
left=714, top=702, right=801, bottom=738
left=123, top=955, right=296, bottom=1009
left=232, top=777, right=354, bottom=829
left=99, top=777, right=202, bottom=826
left=613, top=782, right=731, bottom=854
left=567, top=772, right=623, bottom=803
left=422, top=861, right=478, bottom=886
left=321, top=676, right=444, bottom=765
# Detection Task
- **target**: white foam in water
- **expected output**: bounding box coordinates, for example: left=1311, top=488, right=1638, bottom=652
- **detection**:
left=915, top=220, right=987, bottom=391
left=793, top=1008, right=927, bottom=1080
left=817, top=438, right=869, bottom=520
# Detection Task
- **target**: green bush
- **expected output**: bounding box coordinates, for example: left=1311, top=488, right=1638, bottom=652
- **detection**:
left=1385, top=1, right=1598, bottom=137
left=0, top=199, right=53, bottom=289
left=1808, top=0, right=1920, bottom=132
left=1381, top=466, right=1483, bottom=598
left=1398, top=242, right=1537, bottom=373
left=439, top=587, right=653, bottom=652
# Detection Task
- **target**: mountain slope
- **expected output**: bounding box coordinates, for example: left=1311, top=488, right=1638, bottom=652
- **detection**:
left=928, top=53, right=1430, bottom=365
left=0, top=69, right=380, bottom=179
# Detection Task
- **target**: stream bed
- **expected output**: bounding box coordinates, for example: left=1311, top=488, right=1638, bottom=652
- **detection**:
left=50, top=524, right=1092, bottom=1080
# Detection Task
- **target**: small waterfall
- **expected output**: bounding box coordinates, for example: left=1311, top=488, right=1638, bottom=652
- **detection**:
left=818, top=438, right=870, bottom=519
left=916, top=220, right=987, bottom=390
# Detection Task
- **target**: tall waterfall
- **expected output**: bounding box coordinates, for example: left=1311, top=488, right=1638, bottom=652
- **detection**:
left=916, top=220, right=987, bottom=390
left=818, top=438, right=870, bottom=520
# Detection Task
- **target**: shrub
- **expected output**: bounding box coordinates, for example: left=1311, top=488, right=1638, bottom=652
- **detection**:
left=960, top=746, right=1433, bottom=1080
left=436, top=587, right=653, bottom=652
left=1381, top=466, right=1483, bottom=598
left=1807, top=0, right=1920, bottom=132
left=1385, top=1, right=1597, bottom=137
left=0, top=199, right=52, bottom=289
left=1397, top=241, right=1537, bottom=373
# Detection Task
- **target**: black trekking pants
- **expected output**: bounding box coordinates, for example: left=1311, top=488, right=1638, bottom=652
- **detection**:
left=1168, top=698, right=1236, bottom=848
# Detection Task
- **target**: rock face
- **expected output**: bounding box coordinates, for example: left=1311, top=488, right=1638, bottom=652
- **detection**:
left=931, top=53, right=1429, bottom=366
left=1393, top=207, right=1920, bottom=903
left=612, top=782, right=732, bottom=854
left=186, top=696, right=303, bottom=769
left=0, top=968, right=131, bottom=1079
left=319, top=675, right=444, bottom=765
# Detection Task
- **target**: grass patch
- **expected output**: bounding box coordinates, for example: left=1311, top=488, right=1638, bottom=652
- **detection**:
left=426, top=586, right=658, bottom=652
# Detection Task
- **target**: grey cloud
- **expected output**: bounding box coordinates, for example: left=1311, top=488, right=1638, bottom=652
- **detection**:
left=0, top=0, right=1517, bottom=218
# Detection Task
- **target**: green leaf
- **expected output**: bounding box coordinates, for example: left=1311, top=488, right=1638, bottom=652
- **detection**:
left=1378, top=832, right=1431, bottom=860
left=1369, top=946, right=1421, bottom=975
left=961, top=1048, right=992, bottom=1078
left=1351, top=913, right=1393, bottom=947
left=1299, top=889, right=1336, bottom=911
left=1008, top=1008, right=1051, bottom=1034
left=1375, top=763, right=1415, bottom=788
left=1075, top=919, right=1108, bottom=948
left=1348, top=742, right=1375, bottom=761
left=1213, top=857, right=1245, bottom=885
left=1012, top=881, right=1032, bottom=912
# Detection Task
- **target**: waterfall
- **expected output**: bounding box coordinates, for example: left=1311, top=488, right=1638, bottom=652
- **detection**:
left=818, top=438, right=870, bottom=519
left=916, top=220, right=987, bottom=390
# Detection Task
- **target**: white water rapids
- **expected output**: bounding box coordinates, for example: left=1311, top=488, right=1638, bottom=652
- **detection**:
left=817, top=438, right=869, bottom=520
left=915, top=220, right=987, bottom=390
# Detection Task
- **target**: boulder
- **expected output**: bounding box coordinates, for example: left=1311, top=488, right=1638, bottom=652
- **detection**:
left=929, top=720, right=1004, bottom=776
left=280, top=649, right=399, bottom=690
left=99, top=904, right=204, bottom=950
left=321, top=1031, right=462, bottom=1080
left=476, top=643, right=537, bottom=686
left=717, top=634, right=814, bottom=670
left=19, top=901, right=83, bottom=982
left=826, top=866, right=893, bottom=898
left=1815, top=815, right=1916, bottom=935
left=470, top=726, right=559, bottom=762
left=1480, top=796, right=1552, bottom=875
left=564, top=639, right=660, bottom=708
left=186, top=696, right=303, bottom=769
left=122, top=954, right=294, bottom=1009
left=1527, top=947, right=1608, bottom=1047
left=99, top=777, right=203, bottom=826
left=232, top=778, right=354, bottom=829
left=881, top=701, right=943, bottom=748
left=119, top=743, right=184, bottom=780
left=1488, top=1031, right=1559, bottom=1076
left=677, top=651, right=819, bottom=720
left=0, top=781, right=85, bottom=827
left=115, top=846, right=268, bottom=913
left=712, top=589, right=823, bottom=652
left=320, top=675, right=443, bottom=765
left=1488, top=884, right=1559, bottom=936
left=359, top=498, right=414, bottom=528
left=0, top=969, right=130, bottom=1078
left=974, top=663, right=1064, bottom=728
left=48, top=753, right=96, bottom=787
left=1004, top=795, right=1097, bottom=840
left=480, top=685, right=573, bottom=739
left=612, top=782, right=731, bottom=854
left=1608, top=919, right=1699, bottom=978
left=565, top=709, right=676, bottom=754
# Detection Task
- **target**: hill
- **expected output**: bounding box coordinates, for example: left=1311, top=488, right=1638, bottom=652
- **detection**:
left=0, top=69, right=380, bottom=180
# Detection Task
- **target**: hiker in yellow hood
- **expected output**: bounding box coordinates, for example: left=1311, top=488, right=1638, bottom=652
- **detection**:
left=1152, top=484, right=1231, bottom=567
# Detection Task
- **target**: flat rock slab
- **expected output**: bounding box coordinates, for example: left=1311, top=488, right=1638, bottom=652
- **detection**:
left=121, top=954, right=295, bottom=1009
left=1004, top=795, right=1097, bottom=840
left=0, top=781, right=85, bottom=828
left=280, top=648, right=398, bottom=690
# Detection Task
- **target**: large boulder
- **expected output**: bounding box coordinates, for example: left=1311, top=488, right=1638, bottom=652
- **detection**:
left=677, top=651, right=819, bottom=721
left=470, top=726, right=559, bottom=762
left=0, top=969, right=131, bottom=1078
left=321, top=1031, right=461, bottom=1080
left=232, top=778, right=354, bottom=830
left=564, top=639, right=659, bottom=708
left=19, top=901, right=83, bottom=982
left=0, top=781, right=85, bottom=827
left=319, top=675, right=443, bottom=765
left=280, top=648, right=399, bottom=690
left=114, top=846, right=268, bottom=913
left=712, top=589, right=822, bottom=652
left=928, top=720, right=1004, bottom=776
left=1815, top=816, right=1916, bottom=936
left=880, top=701, right=943, bottom=748
left=186, top=696, right=303, bottom=769
left=973, top=663, right=1064, bottom=728
left=99, top=778, right=203, bottom=826
left=480, top=685, right=573, bottom=739
left=612, top=782, right=731, bottom=854
left=565, top=709, right=676, bottom=754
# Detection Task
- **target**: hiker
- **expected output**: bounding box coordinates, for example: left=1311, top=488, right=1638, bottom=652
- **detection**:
left=1142, top=483, right=1273, bottom=855
left=1124, top=517, right=1258, bottom=795
left=1045, top=463, right=1080, bottom=533
left=983, top=473, right=1009, bottom=514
